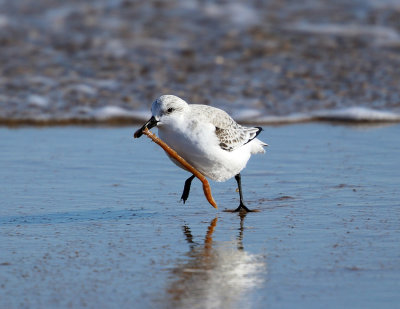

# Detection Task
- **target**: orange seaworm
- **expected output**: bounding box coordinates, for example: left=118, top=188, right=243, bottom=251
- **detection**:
left=135, top=127, right=218, bottom=209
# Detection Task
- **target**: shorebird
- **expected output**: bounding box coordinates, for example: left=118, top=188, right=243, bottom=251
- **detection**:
left=135, top=95, right=267, bottom=212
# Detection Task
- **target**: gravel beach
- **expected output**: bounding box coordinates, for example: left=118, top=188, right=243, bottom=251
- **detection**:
left=1, top=0, right=400, bottom=124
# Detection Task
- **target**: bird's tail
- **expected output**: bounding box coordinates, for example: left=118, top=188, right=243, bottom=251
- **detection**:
left=250, top=138, right=268, bottom=154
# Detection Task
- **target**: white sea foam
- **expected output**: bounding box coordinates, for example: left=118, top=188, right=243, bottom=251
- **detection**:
left=91, top=106, right=150, bottom=121
left=235, top=107, right=400, bottom=124
left=366, top=0, right=400, bottom=9
left=27, top=95, right=49, bottom=108
left=313, top=107, right=400, bottom=122
left=2, top=104, right=400, bottom=125
left=203, top=1, right=260, bottom=27
left=54, top=106, right=400, bottom=124
left=63, top=84, right=98, bottom=96
left=288, top=23, right=400, bottom=46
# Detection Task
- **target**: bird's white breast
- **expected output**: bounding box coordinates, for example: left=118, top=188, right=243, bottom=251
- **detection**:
left=157, top=116, right=253, bottom=182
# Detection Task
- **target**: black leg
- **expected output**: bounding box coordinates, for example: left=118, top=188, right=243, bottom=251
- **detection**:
left=233, top=173, right=251, bottom=212
left=181, top=174, right=195, bottom=204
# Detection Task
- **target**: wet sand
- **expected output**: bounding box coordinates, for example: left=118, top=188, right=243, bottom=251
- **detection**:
left=0, top=123, right=399, bottom=308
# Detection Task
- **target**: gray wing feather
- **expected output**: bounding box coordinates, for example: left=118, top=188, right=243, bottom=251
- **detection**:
left=216, top=125, right=261, bottom=151
left=191, top=105, right=261, bottom=152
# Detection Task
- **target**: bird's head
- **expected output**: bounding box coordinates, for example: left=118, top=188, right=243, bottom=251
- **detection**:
left=134, top=95, right=188, bottom=138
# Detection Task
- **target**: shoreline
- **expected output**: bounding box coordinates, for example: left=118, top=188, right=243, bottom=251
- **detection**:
left=1, top=114, right=400, bottom=127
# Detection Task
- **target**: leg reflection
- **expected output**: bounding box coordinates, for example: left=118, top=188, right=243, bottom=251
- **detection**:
left=237, top=211, right=247, bottom=251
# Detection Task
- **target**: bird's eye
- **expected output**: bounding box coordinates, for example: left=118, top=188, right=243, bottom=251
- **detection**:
left=167, top=108, right=174, bottom=113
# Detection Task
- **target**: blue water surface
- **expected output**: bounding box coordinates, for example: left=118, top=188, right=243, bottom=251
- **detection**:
left=0, top=124, right=399, bottom=309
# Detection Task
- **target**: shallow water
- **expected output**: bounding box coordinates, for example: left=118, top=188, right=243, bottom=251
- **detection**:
left=1, top=124, right=399, bottom=308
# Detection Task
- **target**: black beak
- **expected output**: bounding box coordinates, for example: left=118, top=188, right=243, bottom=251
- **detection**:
left=134, top=116, right=158, bottom=138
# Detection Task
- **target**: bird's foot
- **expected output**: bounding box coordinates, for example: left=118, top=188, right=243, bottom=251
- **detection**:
left=233, top=203, right=252, bottom=213
left=180, top=185, right=190, bottom=204
left=180, top=194, right=188, bottom=204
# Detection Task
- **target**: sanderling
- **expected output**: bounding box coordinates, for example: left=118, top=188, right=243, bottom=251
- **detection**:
left=135, top=95, right=267, bottom=212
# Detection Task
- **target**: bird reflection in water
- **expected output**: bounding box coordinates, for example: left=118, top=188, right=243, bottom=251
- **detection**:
left=166, top=212, right=266, bottom=309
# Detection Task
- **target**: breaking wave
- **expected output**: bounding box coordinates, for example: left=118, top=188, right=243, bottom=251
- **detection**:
left=2, top=106, right=399, bottom=126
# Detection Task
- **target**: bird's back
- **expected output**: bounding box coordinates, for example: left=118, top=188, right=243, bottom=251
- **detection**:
left=190, top=104, right=267, bottom=152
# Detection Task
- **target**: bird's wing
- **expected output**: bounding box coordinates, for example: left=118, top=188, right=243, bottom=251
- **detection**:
left=215, top=124, right=263, bottom=151
left=191, top=105, right=262, bottom=152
